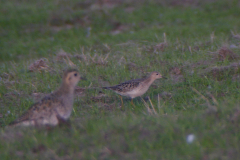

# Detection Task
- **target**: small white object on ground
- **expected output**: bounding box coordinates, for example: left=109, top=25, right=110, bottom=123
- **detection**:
left=186, top=134, right=195, bottom=144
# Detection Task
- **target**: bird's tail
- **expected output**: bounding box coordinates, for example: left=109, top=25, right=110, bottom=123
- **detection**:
left=8, top=120, right=19, bottom=126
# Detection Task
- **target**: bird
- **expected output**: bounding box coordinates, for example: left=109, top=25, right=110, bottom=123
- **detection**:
left=103, top=71, right=166, bottom=107
left=9, top=69, right=80, bottom=127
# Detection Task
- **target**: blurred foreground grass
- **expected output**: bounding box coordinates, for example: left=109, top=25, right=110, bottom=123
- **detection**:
left=1, top=0, right=240, bottom=159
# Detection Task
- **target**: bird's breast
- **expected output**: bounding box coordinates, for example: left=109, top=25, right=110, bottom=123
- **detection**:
left=118, top=85, right=150, bottom=98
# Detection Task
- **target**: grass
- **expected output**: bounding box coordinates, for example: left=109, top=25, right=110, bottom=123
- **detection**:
left=1, top=0, right=240, bottom=159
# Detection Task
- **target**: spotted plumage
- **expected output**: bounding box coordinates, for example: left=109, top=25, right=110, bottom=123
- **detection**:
left=103, top=71, right=166, bottom=106
left=104, top=79, right=141, bottom=93
left=9, top=69, right=80, bottom=127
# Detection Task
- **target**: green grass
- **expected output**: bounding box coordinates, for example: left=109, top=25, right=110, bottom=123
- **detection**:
left=1, top=0, right=240, bottom=159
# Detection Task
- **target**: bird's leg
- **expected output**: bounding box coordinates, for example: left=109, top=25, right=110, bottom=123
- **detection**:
left=131, top=99, right=136, bottom=108
left=119, top=95, right=124, bottom=108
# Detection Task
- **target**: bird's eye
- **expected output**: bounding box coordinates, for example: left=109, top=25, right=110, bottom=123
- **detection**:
left=74, top=73, right=78, bottom=77
left=156, top=74, right=158, bottom=75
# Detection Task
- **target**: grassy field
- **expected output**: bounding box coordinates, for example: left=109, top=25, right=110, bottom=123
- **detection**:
left=1, top=0, right=240, bottom=159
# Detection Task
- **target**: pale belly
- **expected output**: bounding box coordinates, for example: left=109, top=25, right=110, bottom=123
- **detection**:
left=19, top=115, right=59, bottom=126
left=57, top=96, right=74, bottom=120
left=117, top=85, right=150, bottom=99
left=60, top=109, right=73, bottom=120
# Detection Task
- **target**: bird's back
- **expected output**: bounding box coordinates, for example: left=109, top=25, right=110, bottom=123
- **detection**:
left=104, top=78, right=145, bottom=93
left=9, top=94, right=62, bottom=126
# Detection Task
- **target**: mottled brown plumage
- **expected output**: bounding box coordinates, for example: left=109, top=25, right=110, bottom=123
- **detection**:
left=103, top=71, right=166, bottom=106
left=9, top=69, right=80, bottom=127
left=104, top=79, right=140, bottom=93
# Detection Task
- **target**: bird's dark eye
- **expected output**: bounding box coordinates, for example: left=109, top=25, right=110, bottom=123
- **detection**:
left=74, top=73, right=78, bottom=77
left=156, top=74, right=158, bottom=75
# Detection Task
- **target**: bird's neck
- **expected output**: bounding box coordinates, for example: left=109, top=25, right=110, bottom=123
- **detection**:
left=143, top=76, right=155, bottom=86
left=56, top=83, right=75, bottom=96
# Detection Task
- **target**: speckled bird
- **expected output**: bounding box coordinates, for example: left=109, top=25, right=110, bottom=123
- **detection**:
left=9, top=69, right=80, bottom=127
left=103, top=71, right=166, bottom=107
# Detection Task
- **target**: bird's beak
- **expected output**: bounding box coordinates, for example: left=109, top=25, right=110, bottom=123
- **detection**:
left=162, top=76, right=167, bottom=79
left=80, top=76, right=87, bottom=80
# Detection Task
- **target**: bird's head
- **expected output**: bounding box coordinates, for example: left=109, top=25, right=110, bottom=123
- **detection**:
left=63, top=69, right=81, bottom=88
left=150, top=71, right=167, bottom=80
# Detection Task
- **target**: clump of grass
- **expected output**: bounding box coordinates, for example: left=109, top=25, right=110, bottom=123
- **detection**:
left=217, top=47, right=239, bottom=61
left=141, top=94, right=165, bottom=115
left=28, top=59, right=49, bottom=72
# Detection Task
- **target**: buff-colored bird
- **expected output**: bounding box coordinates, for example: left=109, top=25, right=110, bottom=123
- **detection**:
left=103, top=71, right=166, bottom=107
left=9, top=69, right=80, bottom=127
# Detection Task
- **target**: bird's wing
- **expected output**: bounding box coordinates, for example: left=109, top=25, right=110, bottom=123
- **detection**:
left=9, top=94, right=61, bottom=126
left=109, top=78, right=144, bottom=92
left=9, top=103, right=39, bottom=126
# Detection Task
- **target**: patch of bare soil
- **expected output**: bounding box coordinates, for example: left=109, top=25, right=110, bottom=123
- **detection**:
left=4, top=91, right=24, bottom=100
left=110, top=22, right=129, bottom=35
left=185, top=60, right=214, bottom=69
left=72, top=49, right=110, bottom=66
left=231, top=74, right=240, bottom=81
left=54, top=49, right=78, bottom=67
left=169, top=0, right=200, bottom=6
left=202, top=62, right=240, bottom=80
left=74, top=86, right=86, bottom=97
left=56, top=49, right=70, bottom=62
left=216, top=47, right=239, bottom=61
left=143, top=42, right=168, bottom=54
left=161, top=0, right=218, bottom=7
left=92, top=0, right=123, bottom=9
left=183, top=46, right=239, bottom=73
left=231, top=31, right=240, bottom=40
left=1, top=72, right=15, bottom=80
left=89, top=44, right=111, bottom=54
left=170, top=67, right=181, bottom=75
left=28, top=59, right=49, bottom=72
left=98, top=102, right=116, bottom=111
left=90, top=91, right=110, bottom=103
left=154, top=42, right=168, bottom=52
left=89, top=53, right=110, bottom=66
left=230, top=109, right=240, bottom=123
left=49, top=15, right=91, bottom=32
left=169, top=67, right=185, bottom=84
left=32, top=144, right=46, bottom=153
left=181, top=46, right=239, bottom=80
left=2, top=80, right=18, bottom=88
left=97, top=76, right=111, bottom=87
left=192, top=41, right=211, bottom=51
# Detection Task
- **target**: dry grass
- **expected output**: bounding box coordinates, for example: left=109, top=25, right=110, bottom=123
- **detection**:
left=202, top=61, right=240, bottom=79
left=231, top=31, right=240, bottom=39
left=217, top=47, right=239, bottom=61
left=28, top=59, right=49, bottom=72
left=141, top=95, right=165, bottom=115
